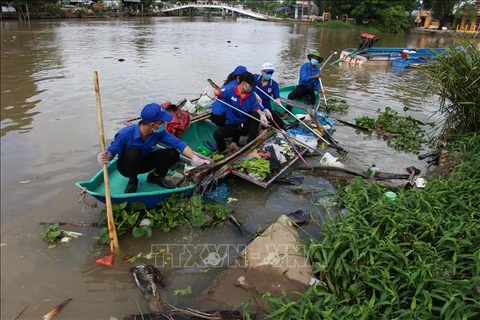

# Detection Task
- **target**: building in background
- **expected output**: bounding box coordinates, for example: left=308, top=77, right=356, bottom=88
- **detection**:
left=454, top=0, right=480, bottom=33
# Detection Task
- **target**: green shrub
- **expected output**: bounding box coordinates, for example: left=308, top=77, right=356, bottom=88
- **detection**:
left=424, top=43, right=480, bottom=138
left=264, top=134, right=480, bottom=319
left=314, top=20, right=380, bottom=33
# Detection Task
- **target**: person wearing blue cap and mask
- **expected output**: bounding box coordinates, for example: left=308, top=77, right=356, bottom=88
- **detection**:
left=212, top=71, right=272, bottom=153
left=253, top=62, right=285, bottom=129
left=286, top=51, right=324, bottom=115
left=97, top=103, right=210, bottom=193
left=210, top=65, right=247, bottom=127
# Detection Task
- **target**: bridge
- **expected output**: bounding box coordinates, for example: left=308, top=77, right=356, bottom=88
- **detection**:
left=161, top=2, right=272, bottom=21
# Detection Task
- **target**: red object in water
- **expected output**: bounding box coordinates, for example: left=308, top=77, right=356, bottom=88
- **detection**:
left=122, top=254, right=134, bottom=261
left=96, top=252, right=115, bottom=266
left=360, top=33, right=376, bottom=39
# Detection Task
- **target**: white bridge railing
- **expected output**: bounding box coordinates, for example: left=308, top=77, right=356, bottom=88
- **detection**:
left=161, top=3, right=272, bottom=21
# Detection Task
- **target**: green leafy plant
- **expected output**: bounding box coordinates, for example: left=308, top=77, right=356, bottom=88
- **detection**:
left=264, top=134, right=480, bottom=319
left=424, top=43, right=480, bottom=139
left=325, top=98, right=350, bottom=113
left=355, top=115, right=376, bottom=129
left=235, top=158, right=271, bottom=180
left=355, top=107, right=427, bottom=153
left=173, top=286, right=192, bottom=296
left=97, top=195, right=230, bottom=244
left=42, top=223, right=63, bottom=244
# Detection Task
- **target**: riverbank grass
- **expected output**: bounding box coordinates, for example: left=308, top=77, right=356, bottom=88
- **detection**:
left=313, top=20, right=380, bottom=33
left=263, top=134, right=480, bottom=319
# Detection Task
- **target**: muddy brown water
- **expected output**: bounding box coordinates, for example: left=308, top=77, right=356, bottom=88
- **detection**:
left=1, top=17, right=460, bottom=319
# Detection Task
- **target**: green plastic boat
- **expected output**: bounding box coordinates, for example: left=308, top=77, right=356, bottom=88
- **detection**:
left=76, top=117, right=218, bottom=208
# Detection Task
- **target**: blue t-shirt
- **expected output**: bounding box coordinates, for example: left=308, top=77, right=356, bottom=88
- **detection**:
left=107, top=123, right=188, bottom=159
left=211, top=79, right=238, bottom=115
left=253, top=74, right=280, bottom=111
left=298, top=62, right=321, bottom=91
left=218, top=86, right=265, bottom=125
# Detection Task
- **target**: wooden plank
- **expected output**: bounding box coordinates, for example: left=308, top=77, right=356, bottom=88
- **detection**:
left=186, top=128, right=276, bottom=188
left=335, top=118, right=372, bottom=132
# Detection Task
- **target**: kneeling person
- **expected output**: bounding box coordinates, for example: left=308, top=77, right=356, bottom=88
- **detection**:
left=97, top=103, right=210, bottom=193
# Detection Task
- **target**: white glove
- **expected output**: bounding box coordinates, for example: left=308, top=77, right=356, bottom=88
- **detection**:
left=255, top=92, right=262, bottom=104
left=274, top=98, right=281, bottom=106
left=263, top=109, right=273, bottom=120
left=260, top=112, right=269, bottom=126
left=191, top=154, right=210, bottom=167
left=97, top=151, right=113, bottom=165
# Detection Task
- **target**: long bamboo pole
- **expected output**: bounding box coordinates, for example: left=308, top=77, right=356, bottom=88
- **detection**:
left=93, top=71, right=119, bottom=252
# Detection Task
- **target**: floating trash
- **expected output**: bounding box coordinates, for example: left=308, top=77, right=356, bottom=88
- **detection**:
left=415, top=177, right=426, bottom=188
left=287, top=210, right=310, bottom=225
left=384, top=191, right=397, bottom=201
left=203, top=183, right=231, bottom=203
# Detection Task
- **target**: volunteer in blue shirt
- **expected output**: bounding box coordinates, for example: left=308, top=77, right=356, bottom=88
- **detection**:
left=254, top=62, right=285, bottom=129
left=97, top=103, right=210, bottom=193
left=286, top=51, right=324, bottom=112
left=212, top=71, right=272, bottom=153
left=210, top=65, right=247, bottom=127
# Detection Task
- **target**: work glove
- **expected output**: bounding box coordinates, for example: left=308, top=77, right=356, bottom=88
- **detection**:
left=263, top=109, right=273, bottom=120
left=191, top=154, right=211, bottom=167
left=97, top=151, right=113, bottom=165
left=255, top=92, right=262, bottom=104
left=260, top=112, right=269, bottom=126
left=274, top=98, right=281, bottom=106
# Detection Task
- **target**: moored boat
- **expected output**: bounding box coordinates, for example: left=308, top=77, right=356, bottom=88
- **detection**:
left=337, top=33, right=444, bottom=66
left=339, top=47, right=444, bottom=65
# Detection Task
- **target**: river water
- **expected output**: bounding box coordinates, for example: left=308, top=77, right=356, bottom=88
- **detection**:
left=1, top=17, right=458, bottom=319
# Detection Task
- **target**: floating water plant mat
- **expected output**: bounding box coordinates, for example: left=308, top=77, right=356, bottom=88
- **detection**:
left=355, top=107, right=428, bottom=153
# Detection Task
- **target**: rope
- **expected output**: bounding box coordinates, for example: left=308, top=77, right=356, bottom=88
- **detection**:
left=77, top=188, right=98, bottom=213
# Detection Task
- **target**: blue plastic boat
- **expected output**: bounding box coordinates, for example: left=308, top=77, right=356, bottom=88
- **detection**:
left=339, top=47, right=445, bottom=65
left=392, top=57, right=429, bottom=69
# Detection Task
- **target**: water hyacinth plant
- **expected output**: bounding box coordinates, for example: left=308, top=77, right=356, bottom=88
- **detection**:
left=97, top=195, right=230, bottom=244
left=263, top=134, right=480, bottom=319
left=355, top=107, right=427, bottom=153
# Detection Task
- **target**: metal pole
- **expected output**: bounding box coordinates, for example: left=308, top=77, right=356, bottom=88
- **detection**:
left=320, top=51, right=338, bottom=70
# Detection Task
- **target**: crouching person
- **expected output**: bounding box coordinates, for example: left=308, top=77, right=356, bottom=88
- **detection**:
left=97, top=103, right=210, bottom=193
left=212, top=71, right=272, bottom=153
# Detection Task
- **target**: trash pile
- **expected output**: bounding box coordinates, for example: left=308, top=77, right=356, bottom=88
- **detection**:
left=182, top=92, right=213, bottom=114
left=286, top=127, right=318, bottom=150
left=234, top=137, right=296, bottom=181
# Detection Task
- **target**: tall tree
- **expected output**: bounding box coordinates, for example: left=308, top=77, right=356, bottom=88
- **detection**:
left=421, top=0, right=460, bottom=16
left=314, top=0, right=420, bottom=33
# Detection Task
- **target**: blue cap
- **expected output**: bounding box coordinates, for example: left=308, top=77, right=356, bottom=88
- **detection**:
left=141, top=103, right=173, bottom=123
left=233, top=65, right=247, bottom=76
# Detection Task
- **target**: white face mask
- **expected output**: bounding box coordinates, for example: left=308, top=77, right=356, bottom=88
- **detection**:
left=244, top=84, right=252, bottom=92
